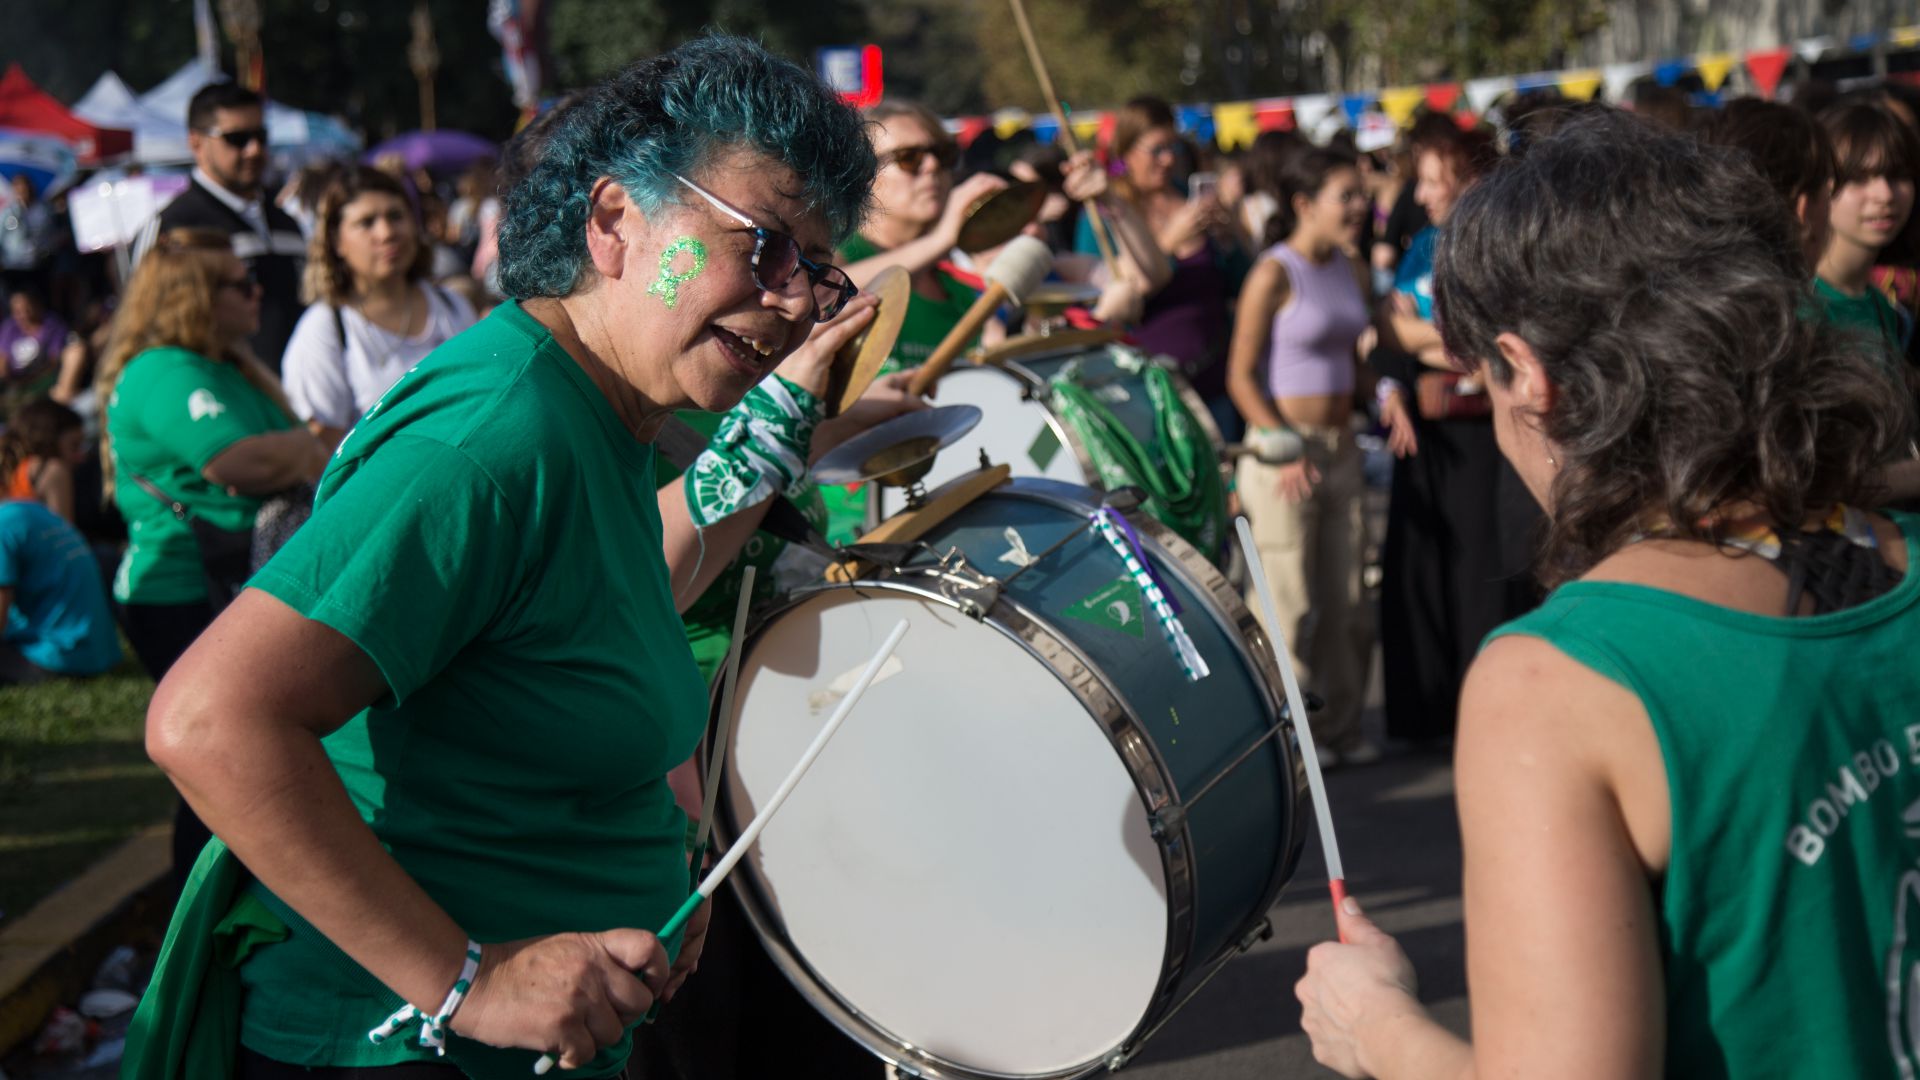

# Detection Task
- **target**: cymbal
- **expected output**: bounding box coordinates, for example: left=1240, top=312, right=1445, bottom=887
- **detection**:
left=955, top=180, right=1046, bottom=254
left=1020, top=281, right=1102, bottom=311
left=827, top=266, right=910, bottom=418
left=813, top=405, right=983, bottom=487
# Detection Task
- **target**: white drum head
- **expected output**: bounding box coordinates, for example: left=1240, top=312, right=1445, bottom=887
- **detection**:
left=725, top=590, right=1169, bottom=1076
left=881, top=366, right=1087, bottom=519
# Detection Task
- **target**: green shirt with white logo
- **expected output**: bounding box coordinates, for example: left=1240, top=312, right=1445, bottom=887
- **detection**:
left=106, top=346, right=296, bottom=605
left=237, top=301, right=707, bottom=1078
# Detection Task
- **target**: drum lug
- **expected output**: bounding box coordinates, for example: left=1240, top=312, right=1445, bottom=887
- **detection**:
left=1149, top=803, right=1187, bottom=838
left=1106, top=1048, right=1133, bottom=1071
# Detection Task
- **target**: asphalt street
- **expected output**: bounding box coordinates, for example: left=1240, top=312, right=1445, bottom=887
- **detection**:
left=1123, top=746, right=1470, bottom=1080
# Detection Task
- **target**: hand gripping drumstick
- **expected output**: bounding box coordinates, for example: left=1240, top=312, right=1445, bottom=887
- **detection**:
left=1004, top=0, right=1119, bottom=275
left=533, top=619, right=911, bottom=1075
left=1233, top=516, right=1351, bottom=941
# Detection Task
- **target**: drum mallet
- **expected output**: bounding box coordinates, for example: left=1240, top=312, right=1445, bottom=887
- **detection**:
left=532, top=619, right=911, bottom=1075
left=1233, top=516, right=1353, bottom=942
left=907, top=236, right=1054, bottom=399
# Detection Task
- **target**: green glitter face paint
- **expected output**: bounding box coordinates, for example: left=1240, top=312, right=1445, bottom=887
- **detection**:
left=648, top=236, right=708, bottom=310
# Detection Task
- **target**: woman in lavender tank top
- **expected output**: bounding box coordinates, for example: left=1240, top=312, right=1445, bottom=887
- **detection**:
left=1226, top=148, right=1379, bottom=765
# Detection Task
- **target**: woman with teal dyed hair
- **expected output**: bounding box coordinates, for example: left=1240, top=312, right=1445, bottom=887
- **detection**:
left=125, top=35, right=899, bottom=1080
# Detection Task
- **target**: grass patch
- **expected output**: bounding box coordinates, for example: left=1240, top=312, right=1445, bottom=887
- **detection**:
left=0, top=658, right=172, bottom=926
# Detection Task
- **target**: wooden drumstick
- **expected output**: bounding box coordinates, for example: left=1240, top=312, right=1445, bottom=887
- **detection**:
left=1004, top=0, right=1120, bottom=275
left=532, top=619, right=911, bottom=1075
left=907, top=236, right=1053, bottom=398
left=1234, top=516, right=1352, bottom=941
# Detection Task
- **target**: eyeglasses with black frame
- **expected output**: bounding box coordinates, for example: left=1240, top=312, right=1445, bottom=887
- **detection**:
left=200, top=127, right=269, bottom=150
left=670, top=173, right=857, bottom=323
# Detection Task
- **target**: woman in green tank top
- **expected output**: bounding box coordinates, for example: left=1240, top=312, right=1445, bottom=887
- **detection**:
left=1295, top=110, right=1920, bottom=1079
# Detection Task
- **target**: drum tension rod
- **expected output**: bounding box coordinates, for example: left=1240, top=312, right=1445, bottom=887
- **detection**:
left=1151, top=705, right=1302, bottom=839
left=1110, top=918, right=1276, bottom=1072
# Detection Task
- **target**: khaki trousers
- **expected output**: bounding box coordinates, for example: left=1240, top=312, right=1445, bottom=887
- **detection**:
left=1236, top=425, right=1373, bottom=751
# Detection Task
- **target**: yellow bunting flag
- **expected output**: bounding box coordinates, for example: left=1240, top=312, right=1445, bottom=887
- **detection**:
left=1072, top=114, right=1103, bottom=146
left=1696, top=53, right=1736, bottom=92
left=1212, top=101, right=1259, bottom=150
left=1379, top=86, right=1425, bottom=128
left=1895, top=26, right=1920, bottom=48
left=992, top=108, right=1032, bottom=140
left=1557, top=69, right=1603, bottom=101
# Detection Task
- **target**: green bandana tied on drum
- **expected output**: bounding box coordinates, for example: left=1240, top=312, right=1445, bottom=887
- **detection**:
left=685, top=375, right=824, bottom=529
left=1047, top=361, right=1226, bottom=555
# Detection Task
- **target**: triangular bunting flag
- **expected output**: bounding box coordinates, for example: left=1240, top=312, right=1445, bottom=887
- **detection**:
left=1515, top=71, right=1557, bottom=93
left=1851, top=31, right=1883, bottom=52
left=1558, top=69, right=1603, bottom=101
left=1380, top=86, right=1425, bottom=128
left=1425, top=83, right=1460, bottom=113
left=1895, top=26, right=1920, bottom=48
left=1796, top=36, right=1834, bottom=64
left=1212, top=101, right=1259, bottom=150
left=1292, top=94, right=1335, bottom=134
left=1604, top=61, right=1651, bottom=101
left=1745, top=47, right=1791, bottom=99
left=1176, top=104, right=1215, bottom=143
left=957, top=116, right=991, bottom=148
left=1455, top=111, right=1479, bottom=131
left=1255, top=99, right=1295, bottom=132
left=992, top=108, right=1032, bottom=140
left=1071, top=113, right=1103, bottom=146
left=1030, top=115, right=1060, bottom=145
left=1695, top=53, right=1735, bottom=92
left=1097, top=112, right=1117, bottom=153
left=1341, top=93, right=1376, bottom=128
left=1464, top=76, right=1514, bottom=114
left=1653, top=58, right=1690, bottom=87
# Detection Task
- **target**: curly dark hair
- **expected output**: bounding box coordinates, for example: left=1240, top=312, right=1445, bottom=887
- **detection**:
left=1434, top=108, right=1910, bottom=586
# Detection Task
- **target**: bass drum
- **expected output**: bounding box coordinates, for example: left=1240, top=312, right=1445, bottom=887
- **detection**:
left=715, top=478, right=1305, bottom=1080
left=877, top=339, right=1228, bottom=556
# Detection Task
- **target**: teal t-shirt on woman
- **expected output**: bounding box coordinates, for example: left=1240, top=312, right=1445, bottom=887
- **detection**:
left=1488, top=510, right=1920, bottom=1079
left=235, top=301, right=708, bottom=1079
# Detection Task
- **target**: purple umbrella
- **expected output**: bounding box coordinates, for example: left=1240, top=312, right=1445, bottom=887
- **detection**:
left=363, top=129, right=498, bottom=175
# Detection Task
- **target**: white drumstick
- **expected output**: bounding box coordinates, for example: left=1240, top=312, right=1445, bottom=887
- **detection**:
left=533, top=618, right=910, bottom=1075
left=1234, top=517, right=1351, bottom=930
left=693, top=565, right=756, bottom=860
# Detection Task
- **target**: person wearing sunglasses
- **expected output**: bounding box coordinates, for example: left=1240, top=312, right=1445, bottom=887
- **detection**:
left=125, top=36, right=895, bottom=1080
left=133, top=81, right=308, bottom=375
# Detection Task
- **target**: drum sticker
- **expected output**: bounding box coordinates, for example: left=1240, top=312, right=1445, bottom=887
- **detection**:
left=648, top=236, right=708, bottom=309
left=1063, top=578, right=1147, bottom=639
left=1028, top=425, right=1062, bottom=470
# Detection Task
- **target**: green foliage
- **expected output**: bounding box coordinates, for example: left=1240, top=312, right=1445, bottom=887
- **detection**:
left=1321, top=0, right=1610, bottom=86
left=0, top=658, right=172, bottom=926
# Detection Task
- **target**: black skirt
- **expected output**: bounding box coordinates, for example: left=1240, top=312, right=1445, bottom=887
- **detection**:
left=1379, top=410, right=1542, bottom=742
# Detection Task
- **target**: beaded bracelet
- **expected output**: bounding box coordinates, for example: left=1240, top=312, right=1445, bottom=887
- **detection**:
left=368, top=939, right=483, bottom=1056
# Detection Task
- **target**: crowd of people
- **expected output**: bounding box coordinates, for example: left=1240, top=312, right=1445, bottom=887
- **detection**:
left=0, top=27, right=1916, bottom=1080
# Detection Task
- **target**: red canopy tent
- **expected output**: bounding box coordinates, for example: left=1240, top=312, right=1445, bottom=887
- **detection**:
left=0, top=64, right=132, bottom=165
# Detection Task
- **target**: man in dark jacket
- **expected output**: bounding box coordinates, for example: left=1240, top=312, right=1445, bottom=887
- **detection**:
left=134, top=82, right=306, bottom=371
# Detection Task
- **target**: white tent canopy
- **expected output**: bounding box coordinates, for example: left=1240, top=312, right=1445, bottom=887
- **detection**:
left=74, top=60, right=355, bottom=166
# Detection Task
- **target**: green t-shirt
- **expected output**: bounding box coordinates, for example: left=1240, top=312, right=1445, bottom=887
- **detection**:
left=239, top=301, right=707, bottom=1079
left=1487, top=511, right=1920, bottom=1079
left=105, top=347, right=295, bottom=604
left=1814, top=276, right=1904, bottom=359
left=661, top=407, right=828, bottom=680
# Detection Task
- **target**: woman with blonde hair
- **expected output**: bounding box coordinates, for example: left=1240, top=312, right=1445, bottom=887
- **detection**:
left=281, top=166, right=476, bottom=445
left=99, top=226, right=328, bottom=883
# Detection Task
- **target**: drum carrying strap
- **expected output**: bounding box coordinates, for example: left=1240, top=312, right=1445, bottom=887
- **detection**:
left=1048, top=360, right=1227, bottom=555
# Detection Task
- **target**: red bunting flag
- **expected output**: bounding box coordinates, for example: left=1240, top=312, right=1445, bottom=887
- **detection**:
left=1746, top=47, right=1791, bottom=99
left=956, top=116, right=991, bottom=148
left=1425, top=83, right=1460, bottom=113
left=1256, top=101, right=1295, bottom=132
